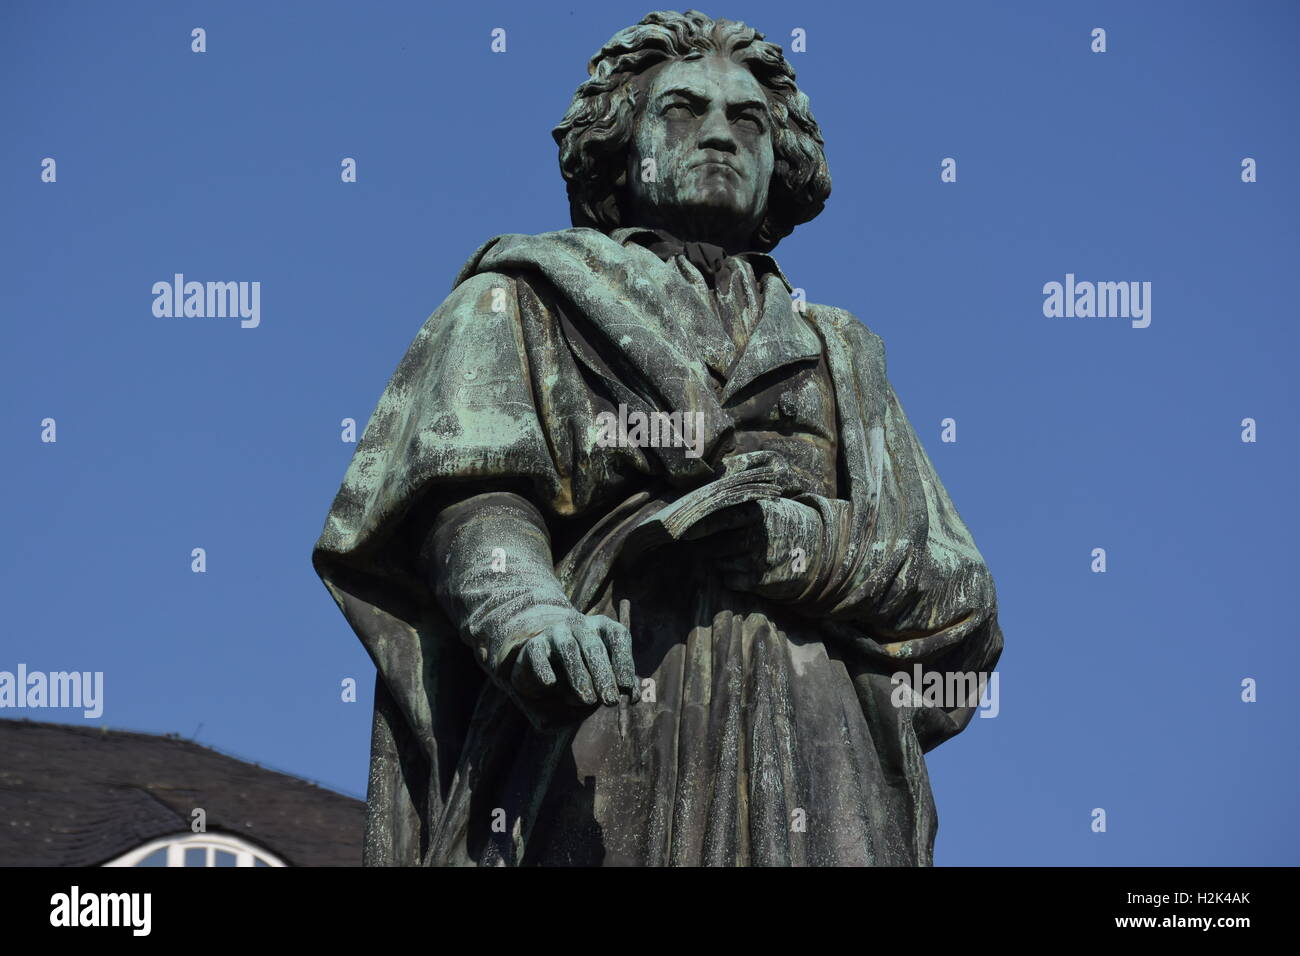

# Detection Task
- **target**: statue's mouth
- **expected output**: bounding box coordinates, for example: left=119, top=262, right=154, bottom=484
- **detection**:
left=691, top=162, right=743, bottom=179
left=691, top=158, right=740, bottom=175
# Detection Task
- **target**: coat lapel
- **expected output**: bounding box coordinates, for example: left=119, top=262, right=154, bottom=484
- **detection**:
left=718, top=273, right=825, bottom=404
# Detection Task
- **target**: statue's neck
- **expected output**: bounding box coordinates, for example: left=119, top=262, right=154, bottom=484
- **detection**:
left=626, top=212, right=756, bottom=257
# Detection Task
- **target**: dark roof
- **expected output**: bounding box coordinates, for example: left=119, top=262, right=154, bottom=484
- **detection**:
left=0, top=719, right=364, bottom=867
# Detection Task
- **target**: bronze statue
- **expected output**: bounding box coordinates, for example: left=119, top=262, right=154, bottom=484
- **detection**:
left=313, top=9, right=1003, bottom=866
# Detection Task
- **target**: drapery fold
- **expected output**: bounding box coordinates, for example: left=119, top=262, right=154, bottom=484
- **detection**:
left=312, top=227, right=1002, bottom=865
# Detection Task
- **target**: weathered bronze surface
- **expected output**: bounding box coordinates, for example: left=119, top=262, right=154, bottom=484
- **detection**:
left=313, top=9, right=1003, bottom=866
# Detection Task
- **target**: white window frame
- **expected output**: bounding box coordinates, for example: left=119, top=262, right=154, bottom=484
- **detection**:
left=103, top=832, right=287, bottom=867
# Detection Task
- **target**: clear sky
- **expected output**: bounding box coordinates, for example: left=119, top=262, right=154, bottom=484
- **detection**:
left=2, top=0, right=1296, bottom=866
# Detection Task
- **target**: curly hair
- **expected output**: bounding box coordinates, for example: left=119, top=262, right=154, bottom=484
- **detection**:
left=552, top=10, right=831, bottom=252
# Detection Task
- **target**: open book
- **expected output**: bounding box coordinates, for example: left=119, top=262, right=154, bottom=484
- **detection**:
left=618, top=453, right=791, bottom=565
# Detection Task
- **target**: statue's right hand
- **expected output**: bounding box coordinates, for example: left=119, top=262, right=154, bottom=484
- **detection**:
left=506, top=610, right=636, bottom=708
left=718, top=448, right=809, bottom=497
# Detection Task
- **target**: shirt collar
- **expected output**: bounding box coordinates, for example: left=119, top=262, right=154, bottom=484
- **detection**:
left=610, top=226, right=794, bottom=293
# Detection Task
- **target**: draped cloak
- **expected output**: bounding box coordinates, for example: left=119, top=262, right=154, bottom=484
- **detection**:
left=311, top=226, right=1004, bottom=866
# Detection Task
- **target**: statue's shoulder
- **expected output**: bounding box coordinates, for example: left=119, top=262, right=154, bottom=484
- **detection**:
left=425, top=228, right=640, bottom=336
left=805, top=302, right=887, bottom=360
left=451, top=227, right=633, bottom=290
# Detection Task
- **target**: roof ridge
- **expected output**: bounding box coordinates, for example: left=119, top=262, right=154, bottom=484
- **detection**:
left=0, top=718, right=365, bottom=802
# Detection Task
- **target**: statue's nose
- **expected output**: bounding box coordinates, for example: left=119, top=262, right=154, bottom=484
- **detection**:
left=697, top=110, right=737, bottom=153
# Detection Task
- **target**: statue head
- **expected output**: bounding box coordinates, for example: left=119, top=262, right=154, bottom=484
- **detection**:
left=553, top=10, right=832, bottom=253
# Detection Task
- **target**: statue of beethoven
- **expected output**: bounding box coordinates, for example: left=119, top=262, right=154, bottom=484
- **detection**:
left=313, top=9, right=1004, bottom=866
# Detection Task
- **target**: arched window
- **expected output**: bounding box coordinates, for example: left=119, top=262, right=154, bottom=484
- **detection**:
left=103, top=833, right=287, bottom=867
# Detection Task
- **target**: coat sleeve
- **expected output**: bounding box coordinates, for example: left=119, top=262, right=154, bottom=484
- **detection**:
left=310, top=267, right=600, bottom=850
left=802, top=309, right=1004, bottom=750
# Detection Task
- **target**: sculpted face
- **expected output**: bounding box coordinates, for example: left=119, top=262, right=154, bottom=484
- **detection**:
left=625, top=54, right=775, bottom=251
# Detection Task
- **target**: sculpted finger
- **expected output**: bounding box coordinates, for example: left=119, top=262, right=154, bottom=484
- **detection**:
left=575, top=622, right=619, bottom=705
left=551, top=627, right=597, bottom=705
left=773, top=466, right=808, bottom=498
left=593, top=616, right=637, bottom=694
left=512, top=636, right=556, bottom=698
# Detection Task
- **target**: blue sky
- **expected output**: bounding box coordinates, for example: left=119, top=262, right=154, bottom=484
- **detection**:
left=2, top=0, right=1296, bottom=865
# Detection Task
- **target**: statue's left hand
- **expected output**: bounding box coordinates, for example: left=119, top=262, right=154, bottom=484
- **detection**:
left=683, top=497, right=826, bottom=602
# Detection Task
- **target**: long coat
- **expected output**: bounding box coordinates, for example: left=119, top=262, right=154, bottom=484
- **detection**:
left=312, top=227, right=1004, bottom=865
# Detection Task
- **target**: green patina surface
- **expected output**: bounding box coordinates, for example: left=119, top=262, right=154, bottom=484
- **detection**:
left=311, top=10, right=1003, bottom=867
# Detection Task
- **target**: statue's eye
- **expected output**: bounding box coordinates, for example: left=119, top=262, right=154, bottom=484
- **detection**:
left=735, top=113, right=765, bottom=133
left=664, top=102, right=696, bottom=119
